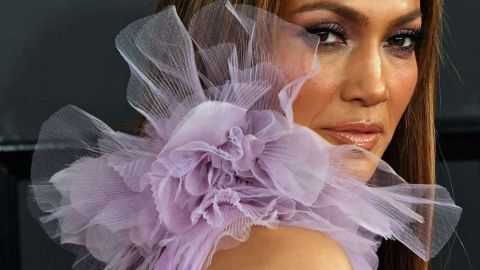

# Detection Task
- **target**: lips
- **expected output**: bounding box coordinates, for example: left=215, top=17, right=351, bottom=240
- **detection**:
left=320, top=121, right=384, bottom=150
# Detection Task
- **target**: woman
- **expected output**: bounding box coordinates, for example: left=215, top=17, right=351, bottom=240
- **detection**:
left=29, top=0, right=460, bottom=270
left=146, top=0, right=438, bottom=269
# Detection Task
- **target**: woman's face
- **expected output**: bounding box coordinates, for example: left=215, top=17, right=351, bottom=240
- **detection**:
left=280, top=0, right=422, bottom=158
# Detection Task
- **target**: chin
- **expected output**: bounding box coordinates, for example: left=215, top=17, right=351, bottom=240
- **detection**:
left=370, top=145, right=386, bottom=159
left=315, top=131, right=387, bottom=182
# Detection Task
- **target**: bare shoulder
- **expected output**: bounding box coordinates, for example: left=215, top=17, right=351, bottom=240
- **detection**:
left=204, top=225, right=353, bottom=270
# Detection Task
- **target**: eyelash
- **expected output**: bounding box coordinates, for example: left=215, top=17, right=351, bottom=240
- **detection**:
left=304, top=22, right=424, bottom=56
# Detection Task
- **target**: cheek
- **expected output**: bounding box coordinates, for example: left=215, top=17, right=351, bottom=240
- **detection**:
left=292, top=75, right=338, bottom=127
left=387, top=61, right=418, bottom=131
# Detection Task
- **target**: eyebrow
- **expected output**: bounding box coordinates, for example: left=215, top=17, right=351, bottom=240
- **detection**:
left=293, top=1, right=422, bottom=28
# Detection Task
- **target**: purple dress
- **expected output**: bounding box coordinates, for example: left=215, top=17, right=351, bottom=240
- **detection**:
left=28, top=1, right=462, bottom=269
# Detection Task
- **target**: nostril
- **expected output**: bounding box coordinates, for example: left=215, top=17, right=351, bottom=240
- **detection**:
left=340, top=87, right=388, bottom=107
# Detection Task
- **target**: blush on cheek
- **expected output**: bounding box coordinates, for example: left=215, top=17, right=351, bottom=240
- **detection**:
left=388, top=62, right=418, bottom=131
left=376, top=60, right=417, bottom=158
left=292, top=77, right=337, bottom=127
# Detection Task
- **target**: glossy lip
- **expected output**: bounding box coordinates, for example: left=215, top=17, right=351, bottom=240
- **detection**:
left=320, top=121, right=384, bottom=150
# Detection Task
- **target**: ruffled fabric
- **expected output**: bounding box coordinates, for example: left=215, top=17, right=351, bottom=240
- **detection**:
left=29, top=1, right=462, bottom=270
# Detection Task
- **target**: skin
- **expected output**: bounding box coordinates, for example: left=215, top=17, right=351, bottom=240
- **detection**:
left=284, top=0, right=422, bottom=159
left=207, top=0, right=422, bottom=269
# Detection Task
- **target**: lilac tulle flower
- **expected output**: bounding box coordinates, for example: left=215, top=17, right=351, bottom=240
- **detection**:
left=149, top=103, right=328, bottom=234
left=28, top=1, right=462, bottom=270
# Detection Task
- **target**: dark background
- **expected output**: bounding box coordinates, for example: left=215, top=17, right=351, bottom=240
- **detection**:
left=1, top=0, right=478, bottom=269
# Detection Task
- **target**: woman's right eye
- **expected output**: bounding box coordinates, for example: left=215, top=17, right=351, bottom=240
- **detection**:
left=305, top=23, right=348, bottom=48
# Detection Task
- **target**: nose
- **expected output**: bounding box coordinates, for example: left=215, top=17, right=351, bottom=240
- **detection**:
left=340, top=45, right=388, bottom=106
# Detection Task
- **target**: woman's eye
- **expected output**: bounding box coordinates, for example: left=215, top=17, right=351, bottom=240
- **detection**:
left=305, top=23, right=347, bottom=48
left=385, top=35, right=415, bottom=48
left=384, top=29, right=423, bottom=56
left=317, top=31, right=343, bottom=44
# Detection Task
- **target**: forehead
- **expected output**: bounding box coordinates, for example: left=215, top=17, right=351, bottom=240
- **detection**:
left=280, top=0, right=422, bottom=23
